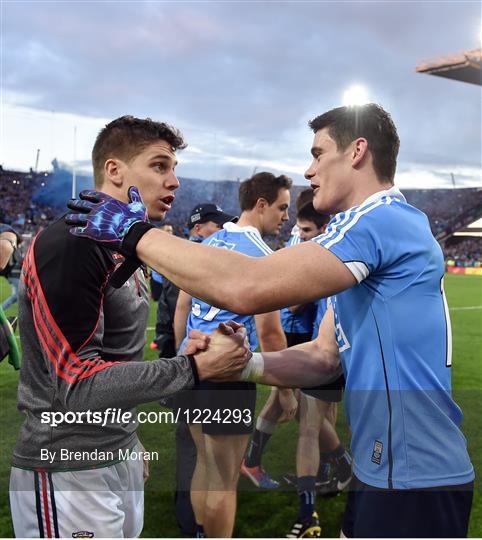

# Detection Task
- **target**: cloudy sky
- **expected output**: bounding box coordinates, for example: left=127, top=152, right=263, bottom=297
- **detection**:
left=2, top=0, right=481, bottom=187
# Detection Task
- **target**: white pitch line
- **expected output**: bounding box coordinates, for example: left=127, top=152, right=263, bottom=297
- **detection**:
left=449, top=306, right=482, bottom=311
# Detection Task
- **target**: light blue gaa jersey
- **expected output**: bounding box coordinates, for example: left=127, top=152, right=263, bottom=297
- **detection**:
left=312, top=186, right=474, bottom=490
left=181, top=222, right=273, bottom=352
left=151, top=270, right=163, bottom=284
left=286, top=224, right=301, bottom=247
left=281, top=226, right=316, bottom=334
left=311, top=297, right=328, bottom=340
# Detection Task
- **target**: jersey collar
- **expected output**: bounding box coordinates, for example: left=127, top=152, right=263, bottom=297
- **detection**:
left=223, top=221, right=263, bottom=239
left=359, top=185, right=406, bottom=207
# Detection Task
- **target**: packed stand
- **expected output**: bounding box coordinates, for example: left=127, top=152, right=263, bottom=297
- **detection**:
left=0, top=167, right=57, bottom=235
left=1, top=166, right=481, bottom=256
left=444, top=236, right=482, bottom=267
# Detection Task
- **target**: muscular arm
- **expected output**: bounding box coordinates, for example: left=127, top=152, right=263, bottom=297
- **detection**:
left=255, top=310, right=296, bottom=418
left=136, top=230, right=356, bottom=315
left=174, top=290, right=192, bottom=351
left=251, top=306, right=340, bottom=388
left=255, top=311, right=287, bottom=352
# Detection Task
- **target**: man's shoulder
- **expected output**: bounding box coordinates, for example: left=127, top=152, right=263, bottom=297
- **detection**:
left=321, top=197, right=427, bottom=243
left=34, top=214, right=115, bottom=270
left=236, top=228, right=272, bottom=256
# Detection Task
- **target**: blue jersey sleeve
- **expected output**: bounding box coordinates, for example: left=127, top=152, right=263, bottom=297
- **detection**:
left=311, top=198, right=411, bottom=283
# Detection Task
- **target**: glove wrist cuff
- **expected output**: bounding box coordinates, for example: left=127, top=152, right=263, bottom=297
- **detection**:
left=123, top=222, right=155, bottom=257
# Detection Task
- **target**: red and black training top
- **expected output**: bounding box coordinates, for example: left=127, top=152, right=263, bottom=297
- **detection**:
left=13, top=216, right=197, bottom=471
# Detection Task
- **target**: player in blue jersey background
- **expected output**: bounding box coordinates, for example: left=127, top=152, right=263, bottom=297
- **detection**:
left=282, top=199, right=352, bottom=537
left=241, top=190, right=320, bottom=492
left=68, top=103, right=475, bottom=538
left=173, top=172, right=291, bottom=538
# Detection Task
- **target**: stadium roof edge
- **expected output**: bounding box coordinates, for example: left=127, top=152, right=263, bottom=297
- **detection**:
left=416, top=48, right=482, bottom=86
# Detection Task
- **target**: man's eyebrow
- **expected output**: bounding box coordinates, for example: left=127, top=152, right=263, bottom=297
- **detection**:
left=311, top=146, right=322, bottom=158
left=150, top=154, right=173, bottom=161
left=150, top=154, right=178, bottom=166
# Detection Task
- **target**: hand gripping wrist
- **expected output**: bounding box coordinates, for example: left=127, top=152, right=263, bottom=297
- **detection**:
left=122, top=221, right=155, bottom=258
left=240, top=352, right=264, bottom=382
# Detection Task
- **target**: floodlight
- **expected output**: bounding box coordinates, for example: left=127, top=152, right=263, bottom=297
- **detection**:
left=342, top=85, right=370, bottom=107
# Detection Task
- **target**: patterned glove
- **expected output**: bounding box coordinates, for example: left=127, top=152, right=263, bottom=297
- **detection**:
left=65, top=187, right=154, bottom=256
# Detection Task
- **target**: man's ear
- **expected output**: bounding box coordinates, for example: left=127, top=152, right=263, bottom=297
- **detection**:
left=255, top=197, right=268, bottom=212
left=351, top=137, right=369, bottom=169
left=104, top=158, right=124, bottom=188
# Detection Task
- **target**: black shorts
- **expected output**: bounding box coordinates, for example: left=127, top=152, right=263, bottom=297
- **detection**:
left=172, top=380, right=256, bottom=436
left=285, top=332, right=312, bottom=347
left=301, top=373, right=345, bottom=402
left=341, top=475, right=474, bottom=538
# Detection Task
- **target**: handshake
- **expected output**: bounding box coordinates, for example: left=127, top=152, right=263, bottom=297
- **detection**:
left=182, top=321, right=257, bottom=383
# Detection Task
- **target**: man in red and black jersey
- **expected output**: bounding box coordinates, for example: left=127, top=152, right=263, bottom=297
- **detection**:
left=9, top=116, right=250, bottom=538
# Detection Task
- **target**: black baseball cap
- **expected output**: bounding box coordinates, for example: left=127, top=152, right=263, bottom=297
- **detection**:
left=188, top=203, right=237, bottom=230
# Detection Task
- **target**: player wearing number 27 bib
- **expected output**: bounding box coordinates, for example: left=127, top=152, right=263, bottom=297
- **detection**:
left=183, top=223, right=269, bottom=350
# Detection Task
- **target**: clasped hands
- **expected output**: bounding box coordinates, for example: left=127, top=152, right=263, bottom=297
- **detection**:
left=183, top=321, right=252, bottom=382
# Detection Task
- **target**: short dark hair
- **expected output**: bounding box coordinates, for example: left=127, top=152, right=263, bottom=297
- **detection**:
left=296, top=188, right=314, bottom=212
left=92, top=115, right=187, bottom=188
left=309, top=103, right=400, bottom=183
left=297, top=202, right=331, bottom=229
left=239, top=172, right=292, bottom=211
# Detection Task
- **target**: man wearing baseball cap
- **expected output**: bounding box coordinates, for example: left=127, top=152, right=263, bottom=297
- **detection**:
left=187, top=203, right=237, bottom=240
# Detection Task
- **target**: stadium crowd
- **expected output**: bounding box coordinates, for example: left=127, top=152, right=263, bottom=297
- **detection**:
left=1, top=166, right=481, bottom=261
left=444, top=236, right=482, bottom=267
left=0, top=167, right=56, bottom=235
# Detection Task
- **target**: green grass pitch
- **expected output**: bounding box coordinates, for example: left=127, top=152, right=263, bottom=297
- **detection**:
left=0, top=274, right=480, bottom=537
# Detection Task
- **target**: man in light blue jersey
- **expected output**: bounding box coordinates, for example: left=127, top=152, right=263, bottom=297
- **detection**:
left=173, top=172, right=291, bottom=538
left=241, top=190, right=321, bottom=492
left=67, top=103, right=475, bottom=537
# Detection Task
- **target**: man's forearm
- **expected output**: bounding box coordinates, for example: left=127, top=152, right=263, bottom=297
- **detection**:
left=61, top=355, right=197, bottom=412
left=250, top=340, right=341, bottom=388
left=137, top=229, right=257, bottom=312
left=136, top=229, right=354, bottom=314
left=174, top=291, right=192, bottom=351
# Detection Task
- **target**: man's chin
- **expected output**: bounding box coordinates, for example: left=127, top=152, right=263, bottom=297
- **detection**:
left=313, top=198, right=330, bottom=214
left=147, top=209, right=167, bottom=221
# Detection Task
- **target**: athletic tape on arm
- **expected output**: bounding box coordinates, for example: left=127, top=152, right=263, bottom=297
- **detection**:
left=240, top=352, right=264, bottom=382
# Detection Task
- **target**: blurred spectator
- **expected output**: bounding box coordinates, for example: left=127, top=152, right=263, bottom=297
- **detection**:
left=0, top=224, right=23, bottom=311
left=0, top=224, right=19, bottom=272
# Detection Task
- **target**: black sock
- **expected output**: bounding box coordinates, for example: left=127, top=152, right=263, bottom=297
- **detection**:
left=323, top=445, right=352, bottom=483
left=322, top=444, right=346, bottom=462
left=196, top=524, right=205, bottom=538
left=297, top=476, right=316, bottom=520
left=245, top=429, right=273, bottom=467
